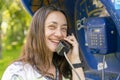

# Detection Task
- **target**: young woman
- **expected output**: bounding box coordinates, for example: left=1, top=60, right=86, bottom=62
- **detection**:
left=2, top=6, right=85, bottom=80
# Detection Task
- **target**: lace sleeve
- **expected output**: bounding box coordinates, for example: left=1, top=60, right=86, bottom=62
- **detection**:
left=11, top=74, right=24, bottom=80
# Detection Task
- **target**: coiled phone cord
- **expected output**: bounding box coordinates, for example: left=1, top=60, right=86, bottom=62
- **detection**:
left=64, top=52, right=81, bottom=80
left=116, top=73, right=120, bottom=80
left=102, top=55, right=106, bottom=80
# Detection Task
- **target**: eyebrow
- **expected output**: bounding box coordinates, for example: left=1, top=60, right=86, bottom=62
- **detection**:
left=51, top=21, right=67, bottom=26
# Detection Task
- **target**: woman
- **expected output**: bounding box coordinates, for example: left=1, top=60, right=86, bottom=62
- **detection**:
left=2, top=6, right=85, bottom=80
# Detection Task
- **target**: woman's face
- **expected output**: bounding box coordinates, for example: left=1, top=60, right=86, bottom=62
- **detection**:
left=45, top=11, right=67, bottom=52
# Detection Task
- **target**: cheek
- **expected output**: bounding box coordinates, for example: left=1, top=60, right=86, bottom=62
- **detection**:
left=63, top=32, right=67, bottom=38
left=45, top=29, right=53, bottom=37
left=63, top=35, right=67, bottom=38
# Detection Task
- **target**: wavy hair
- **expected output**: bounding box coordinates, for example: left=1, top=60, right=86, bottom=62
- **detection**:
left=18, top=5, right=72, bottom=79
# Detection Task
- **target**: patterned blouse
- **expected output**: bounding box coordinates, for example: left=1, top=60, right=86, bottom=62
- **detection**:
left=1, top=62, right=69, bottom=80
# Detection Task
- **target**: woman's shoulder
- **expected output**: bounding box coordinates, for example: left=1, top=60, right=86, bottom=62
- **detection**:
left=3, top=61, right=33, bottom=73
left=2, top=61, right=69, bottom=80
left=1, top=61, right=41, bottom=80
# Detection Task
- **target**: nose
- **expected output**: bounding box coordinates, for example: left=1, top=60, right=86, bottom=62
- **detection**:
left=54, top=29, right=63, bottom=38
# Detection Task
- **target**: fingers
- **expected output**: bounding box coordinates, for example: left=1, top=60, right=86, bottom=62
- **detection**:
left=64, top=33, right=78, bottom=47
left=64, top=34, right=80, bottom=62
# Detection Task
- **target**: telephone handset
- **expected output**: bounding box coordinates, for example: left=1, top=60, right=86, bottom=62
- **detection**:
left=55, top=40, right=72, bottom=56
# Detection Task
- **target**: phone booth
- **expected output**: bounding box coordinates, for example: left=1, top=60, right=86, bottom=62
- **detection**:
left=21, top=0, right=120, bottom=79
left=75, top=0, right=120, bottom=79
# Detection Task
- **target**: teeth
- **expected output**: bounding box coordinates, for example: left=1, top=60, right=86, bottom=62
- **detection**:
left=54, top=41, right=59, bottom=43
left=51, top=40, right=59, bottom=43
left=52, top=41, right=59, bottom=43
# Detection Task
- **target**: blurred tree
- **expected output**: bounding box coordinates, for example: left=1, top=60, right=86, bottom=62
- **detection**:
left=0, top=0, right=6, bottom=59
left=0, top=0, right=31, bottom=58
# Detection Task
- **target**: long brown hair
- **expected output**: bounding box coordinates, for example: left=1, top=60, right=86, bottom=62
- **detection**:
left=18, top=5, right=72, bottom=79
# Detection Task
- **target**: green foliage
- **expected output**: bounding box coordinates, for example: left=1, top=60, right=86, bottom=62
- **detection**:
left=1, top=0, right=31, bottom=50
left=0, top=0, right=32, bottom=79
left=0, top=47, right=21, bottom=79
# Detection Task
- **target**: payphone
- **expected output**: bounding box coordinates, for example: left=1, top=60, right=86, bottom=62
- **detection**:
left=84, top=17, right=117, bottom=54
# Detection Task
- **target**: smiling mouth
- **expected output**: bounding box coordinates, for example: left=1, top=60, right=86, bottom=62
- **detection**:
left=51, top=40, right=60, bottom=46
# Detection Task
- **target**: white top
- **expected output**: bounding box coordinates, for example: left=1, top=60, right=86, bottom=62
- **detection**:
left=1, top=61, right=69, bottom=80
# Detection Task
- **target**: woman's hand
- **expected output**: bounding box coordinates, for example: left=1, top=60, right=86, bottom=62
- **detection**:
left=64, top=33, right=81, bottom=64
left=64, top=33, right=85, bottom=80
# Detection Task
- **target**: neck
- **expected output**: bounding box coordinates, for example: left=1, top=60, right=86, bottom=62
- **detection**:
left=47, top=52, right=57, bottom=79
left=47, top=63, right=56, bottom=79
left=48, top=52, right=54, bottom=66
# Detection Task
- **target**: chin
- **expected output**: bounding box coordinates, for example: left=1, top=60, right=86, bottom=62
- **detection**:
left=48, top=45, right=57, bottom=52
left=49, top=48, right=56, bottom=52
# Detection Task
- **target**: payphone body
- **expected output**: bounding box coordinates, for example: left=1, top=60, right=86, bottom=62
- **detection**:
left=84, top=17, right=117, bottom=54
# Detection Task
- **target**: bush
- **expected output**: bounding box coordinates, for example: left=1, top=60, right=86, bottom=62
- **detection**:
left=0, top=46, right=21, bottom=79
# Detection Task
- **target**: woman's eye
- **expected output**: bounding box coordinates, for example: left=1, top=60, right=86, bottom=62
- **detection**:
left=61, top=28, right=67, bottom=32
left=48, top=25, right=56, bottom=30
